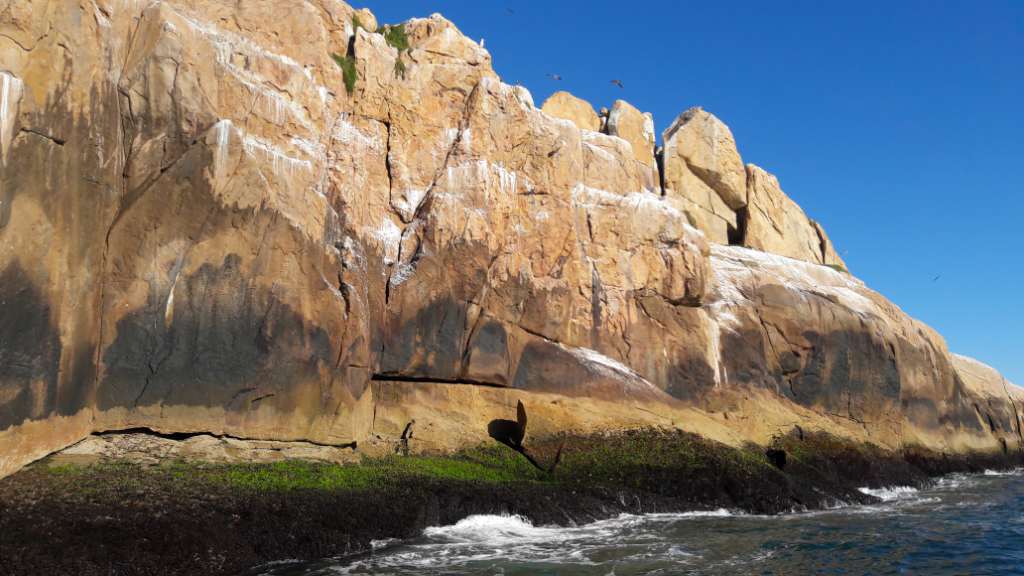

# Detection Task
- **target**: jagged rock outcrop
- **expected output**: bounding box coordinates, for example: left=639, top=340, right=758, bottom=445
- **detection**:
left=952, top=354, right=1024, bottom=450
left=704, top=245, right=1014, bottom=452
left=744, top=164, right=846, bottom=268
left=540, top=90, right=600, bottom=132
left=0, top=0, right=1015, bottom=478
left=605, top=99, right=658, bottom=193
left=661, top=107, right=746, bottom=243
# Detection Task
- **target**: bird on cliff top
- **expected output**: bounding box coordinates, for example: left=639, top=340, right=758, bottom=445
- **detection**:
left=547, top=73, right=562, bottom=81
left=610, top=79, right=624, bottom=89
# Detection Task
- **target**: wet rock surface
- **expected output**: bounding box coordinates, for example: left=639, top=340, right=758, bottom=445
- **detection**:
left=1, top=429, right=1020, bottom=576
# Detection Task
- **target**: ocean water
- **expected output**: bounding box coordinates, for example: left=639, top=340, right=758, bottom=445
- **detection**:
left=262, top=469, right=1024, bottom=575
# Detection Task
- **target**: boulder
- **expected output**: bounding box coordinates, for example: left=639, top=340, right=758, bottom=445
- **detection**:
left=663, top=107, right=747, bottom=210
left=540, top=90, right=601, bottom=132
left=606, top=99, right=656, bottom=167
left=661, top=107, right=748, bottom=243
left=605, top=99, right=658, bottom=192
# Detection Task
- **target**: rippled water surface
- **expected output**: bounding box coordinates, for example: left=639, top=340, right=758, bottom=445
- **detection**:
left=263, top=469, right=1024, bottom=575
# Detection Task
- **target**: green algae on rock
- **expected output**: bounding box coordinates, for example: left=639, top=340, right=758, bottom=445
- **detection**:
left=2, top=429, right=1022, bottom=576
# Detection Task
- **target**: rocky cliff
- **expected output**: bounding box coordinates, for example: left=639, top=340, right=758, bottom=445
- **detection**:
left=1, top=0, right=1020, bottom=478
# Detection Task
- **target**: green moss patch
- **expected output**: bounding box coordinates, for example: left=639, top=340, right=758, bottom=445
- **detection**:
left=331, top=53, right=357, bottom=94
left=5, top=428, right=1022, bottom=576
left=382, top=23, right=409, bottom=52
left=178, top=446, right=546, bottom=492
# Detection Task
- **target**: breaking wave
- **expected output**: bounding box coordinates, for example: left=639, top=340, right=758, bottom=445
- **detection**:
left=858, top=486, right=919, bottom=501
left=260, top=471, right=1024, bottom=575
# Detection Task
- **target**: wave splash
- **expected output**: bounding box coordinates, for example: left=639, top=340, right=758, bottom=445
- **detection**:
left=983, top=468, right=1024, bottom=477
left=858, top=486, right=920, bottom=501
left=327, top=511, right=740, bottom=574
left=423, top=509, right=736, bottom=544
left=262, top=470, right=1023, bottom=575
left=422, top=514, right=565, bottom=544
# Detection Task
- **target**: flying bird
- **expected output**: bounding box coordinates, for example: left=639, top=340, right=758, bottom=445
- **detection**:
left=506, top=7, right=515, bottom=15
left=547, top=73, right=562, bottom=81
left=932, top=275, right=942, bottom=282
left=610, top=79, right=624, bottom=89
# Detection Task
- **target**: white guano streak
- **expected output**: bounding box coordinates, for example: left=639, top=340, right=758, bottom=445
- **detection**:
left=0, top=72, right=22, bottom=166
left=215, top=119, right=231, bottom=174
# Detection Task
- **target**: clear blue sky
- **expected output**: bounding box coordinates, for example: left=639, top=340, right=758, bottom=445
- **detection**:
left=363, top=1, right=1024, bottom=384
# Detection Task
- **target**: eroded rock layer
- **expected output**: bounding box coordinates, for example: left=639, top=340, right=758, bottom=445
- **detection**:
left=0, top=0, right=1018, bottom=478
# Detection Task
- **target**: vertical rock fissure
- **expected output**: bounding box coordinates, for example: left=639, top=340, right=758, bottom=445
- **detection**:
left=655, top=146, right=666, bottom=196
left=728, top=206, right=748, bottom=246
left=1000, top=376, right=1024, bottom=446
left=384, top=79, right=479, bottom=306
left=590, top=262, right=604, bottom=348
left=812, top=219, right=830, bottom=265
left=95, top=6, right=149, bottom=405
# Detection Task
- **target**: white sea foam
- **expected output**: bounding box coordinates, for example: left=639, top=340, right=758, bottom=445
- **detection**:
left=983, top=468, right=1024, bottom=477
left=422, top=514, right=559, bottom=543
left=933, top=473, right=977, bottom=491
left=369, top=538, right=401, bottom=550
left=423, top=510, right=740, bottom=546
left=858, top=486, right=919, bottom=501
left=312, top=511, right=752, bottom=574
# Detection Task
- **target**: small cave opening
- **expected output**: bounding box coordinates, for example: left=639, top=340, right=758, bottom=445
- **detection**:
left=727, top=206, right=749, bottom=246
left=765, top=448, right=787, bottom=470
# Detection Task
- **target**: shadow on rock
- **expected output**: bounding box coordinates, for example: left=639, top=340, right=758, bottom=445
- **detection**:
left=488, top=400, right=563, bottom=474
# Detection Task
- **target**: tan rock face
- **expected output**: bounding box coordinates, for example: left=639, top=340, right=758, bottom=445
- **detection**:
left=540, top=91, right=601, bottom=132
left=606, top=100, right=655, bottom=167
left=743, top=163, right=830, bottom=265
left=661, top=107, right=747, bottom=244
left=0, top=0, right=1011, bottom=478
left=705, top=246, right=1018, bottom=453
left=604, top=99, right=658, bottom=193
left=952, top=354, right=1024, bottom=449
left=663, top=107, right=747, bottom=210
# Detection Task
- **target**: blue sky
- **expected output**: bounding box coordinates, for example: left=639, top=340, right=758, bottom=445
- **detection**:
left=363, top=1, right=1024, bottom=384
